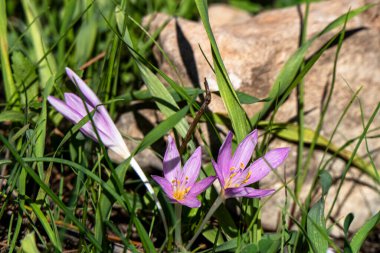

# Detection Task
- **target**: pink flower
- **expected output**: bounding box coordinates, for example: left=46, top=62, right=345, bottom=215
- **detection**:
left=48, top=67, right=129, bottom=159
left=213, top=130, right=290, bottom=199
left=152, top=136, right=216, bottom=208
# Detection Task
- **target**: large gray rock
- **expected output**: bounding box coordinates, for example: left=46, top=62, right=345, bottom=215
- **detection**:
left=121, top=0, right=380, bottom=236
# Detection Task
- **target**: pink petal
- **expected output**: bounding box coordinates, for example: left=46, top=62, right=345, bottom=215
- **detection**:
left=163, top=136, right=181, bottom=182
left=230, top=129, right=258, bottom=171
left=63, top=94, right=115, bottom=147
left=48, top=96, right=98, bottom=141
left=218, top=131, right=233, bottom=179
left=188, top=176, right=216, bottom=196
left=64, top=93, right=94, bottom=117
left=225, top=187, right=274, bottom=199
left=65, top=74, right=126, bottom=152
left=182, top=146, right=202, bottom=186
left=178, top=196, right=201, bottom=208
left=151, top=175, right=173, bottom=198
left=65, top=67, right=101, bottom=108
left=48, top=96, right=82, bottom=123
left=212, top=159, right=225, bottom=186
left=242, top=147, right=290, bottom=186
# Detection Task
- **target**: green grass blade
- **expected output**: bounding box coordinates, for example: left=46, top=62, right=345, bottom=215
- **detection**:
left=21, top=0, right=57, bottom=88
left=21, top=233, right=40, bottom=253
left=350, top=211, right=380, bottom=253
left=8, top=168, right=26, bottom=253
left=0, top=111, right=25, bottom=123
left=327, top=103, right=380, bottom=218
left=0, top=0, right=17, bottom=104
left=307, top=200, right=328, bottom=253
left=115, top=6, right=190, bottom=140
left=0, top=135, right=102, bottom=250
left=29, top=202, right=62, bottom=251
left=195, top=0, right=250, bottom=142
left=262, top=122, right=380, bottom=181
left=33, top=77, right=54, bottom=178
left=250, top=4, right=374, bottom=127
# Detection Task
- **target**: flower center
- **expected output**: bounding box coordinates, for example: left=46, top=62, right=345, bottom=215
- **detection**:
left=224, top=165, right=252, bottom=189
left=171, top=177, right=190, bottom=201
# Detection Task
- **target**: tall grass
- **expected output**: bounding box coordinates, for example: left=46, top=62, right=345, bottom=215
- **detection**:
left=0, top=0, right=379, bottom=252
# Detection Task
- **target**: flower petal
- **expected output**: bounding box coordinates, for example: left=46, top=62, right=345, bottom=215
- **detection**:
left=218, top=131, right=233, bottom=178
left=177, top=196, right=201, bottom=208
left=65, top=67, right=101, bottom=107
left=163, top=136, right=181, bottom=182
left=182, top=146, right=202, bottom=186
left=152, top=175, right=173, bottom=198
left=65, top=71, right=128, bottom=155
left=242, top=147, right=290, bottom=186
left=49, top=96, right=101, bottom=140
left=63, top=93, right=117, bottom=147
left=64, top=93, right=94, bottom=117
left=224, top=187, right=274, bottom=198
left=230, top=129, right=258, bottom=170
left=188, top=176, right=216, bottom=196
left=48, top=96, right=81, bottom=123
left=212, top=159, right=225, bottom=186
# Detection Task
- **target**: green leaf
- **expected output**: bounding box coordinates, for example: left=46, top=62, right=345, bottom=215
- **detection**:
left=202, top=229, right=224, bottom=246
left=21, top=233, right=40, bottom=253
left=307, top=199, right=328, bottom=253
left=350, top=211, right=380, bottom=253
left=11, top=51, right=38, bottom=104
left=344, top=213, right=354, bottom=236
left=0, top=111, right=25, bottom=123
left=344, top=213, right=354, bottom=253
left=258, top=234, right=283, bottom=253
left=195, top=0, right=251, bottom=142
left=21, top=0, right=56, bottom=87
left=236, top=91, right=270, bottom=104
left=0, top=0, right=17, bottom=103
left=241, top=244, right=259, bottom=253
left=319, top=170, right=332, bottom=196
left=29, top=202, right=62, bottom=251
left=229, top=0, right=261, bottom=13
left=214, top=238, right=238, bottom=252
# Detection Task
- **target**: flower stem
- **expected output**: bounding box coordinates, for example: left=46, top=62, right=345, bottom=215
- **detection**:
left=186, top=195, right=224, bottom=250
left=175, top=204, right=183, bottom=250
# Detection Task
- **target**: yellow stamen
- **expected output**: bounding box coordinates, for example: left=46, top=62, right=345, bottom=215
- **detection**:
left=173, top=189, right=187, bottom=200
left=240, top=162, right=245, bottom=169
left=242, top=171, right=252, bottom=184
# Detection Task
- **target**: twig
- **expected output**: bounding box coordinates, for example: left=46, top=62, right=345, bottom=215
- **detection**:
left=79, top=51, right=106, bottom=70
left=179, top=78, right=211, bottom=154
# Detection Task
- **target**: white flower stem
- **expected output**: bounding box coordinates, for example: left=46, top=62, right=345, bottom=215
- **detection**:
left=186, top=195, right=224, bottom=250
left=175, top=203, right=183, bottom=250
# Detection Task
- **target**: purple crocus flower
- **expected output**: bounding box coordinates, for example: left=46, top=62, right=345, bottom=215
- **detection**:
left=48, top=67, right=129, bottom=159
left=212, top=130, right=290, bottom=199
left=47, top=68, right=159, bottom=212
left=152, top=136, right=216, bottom=208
